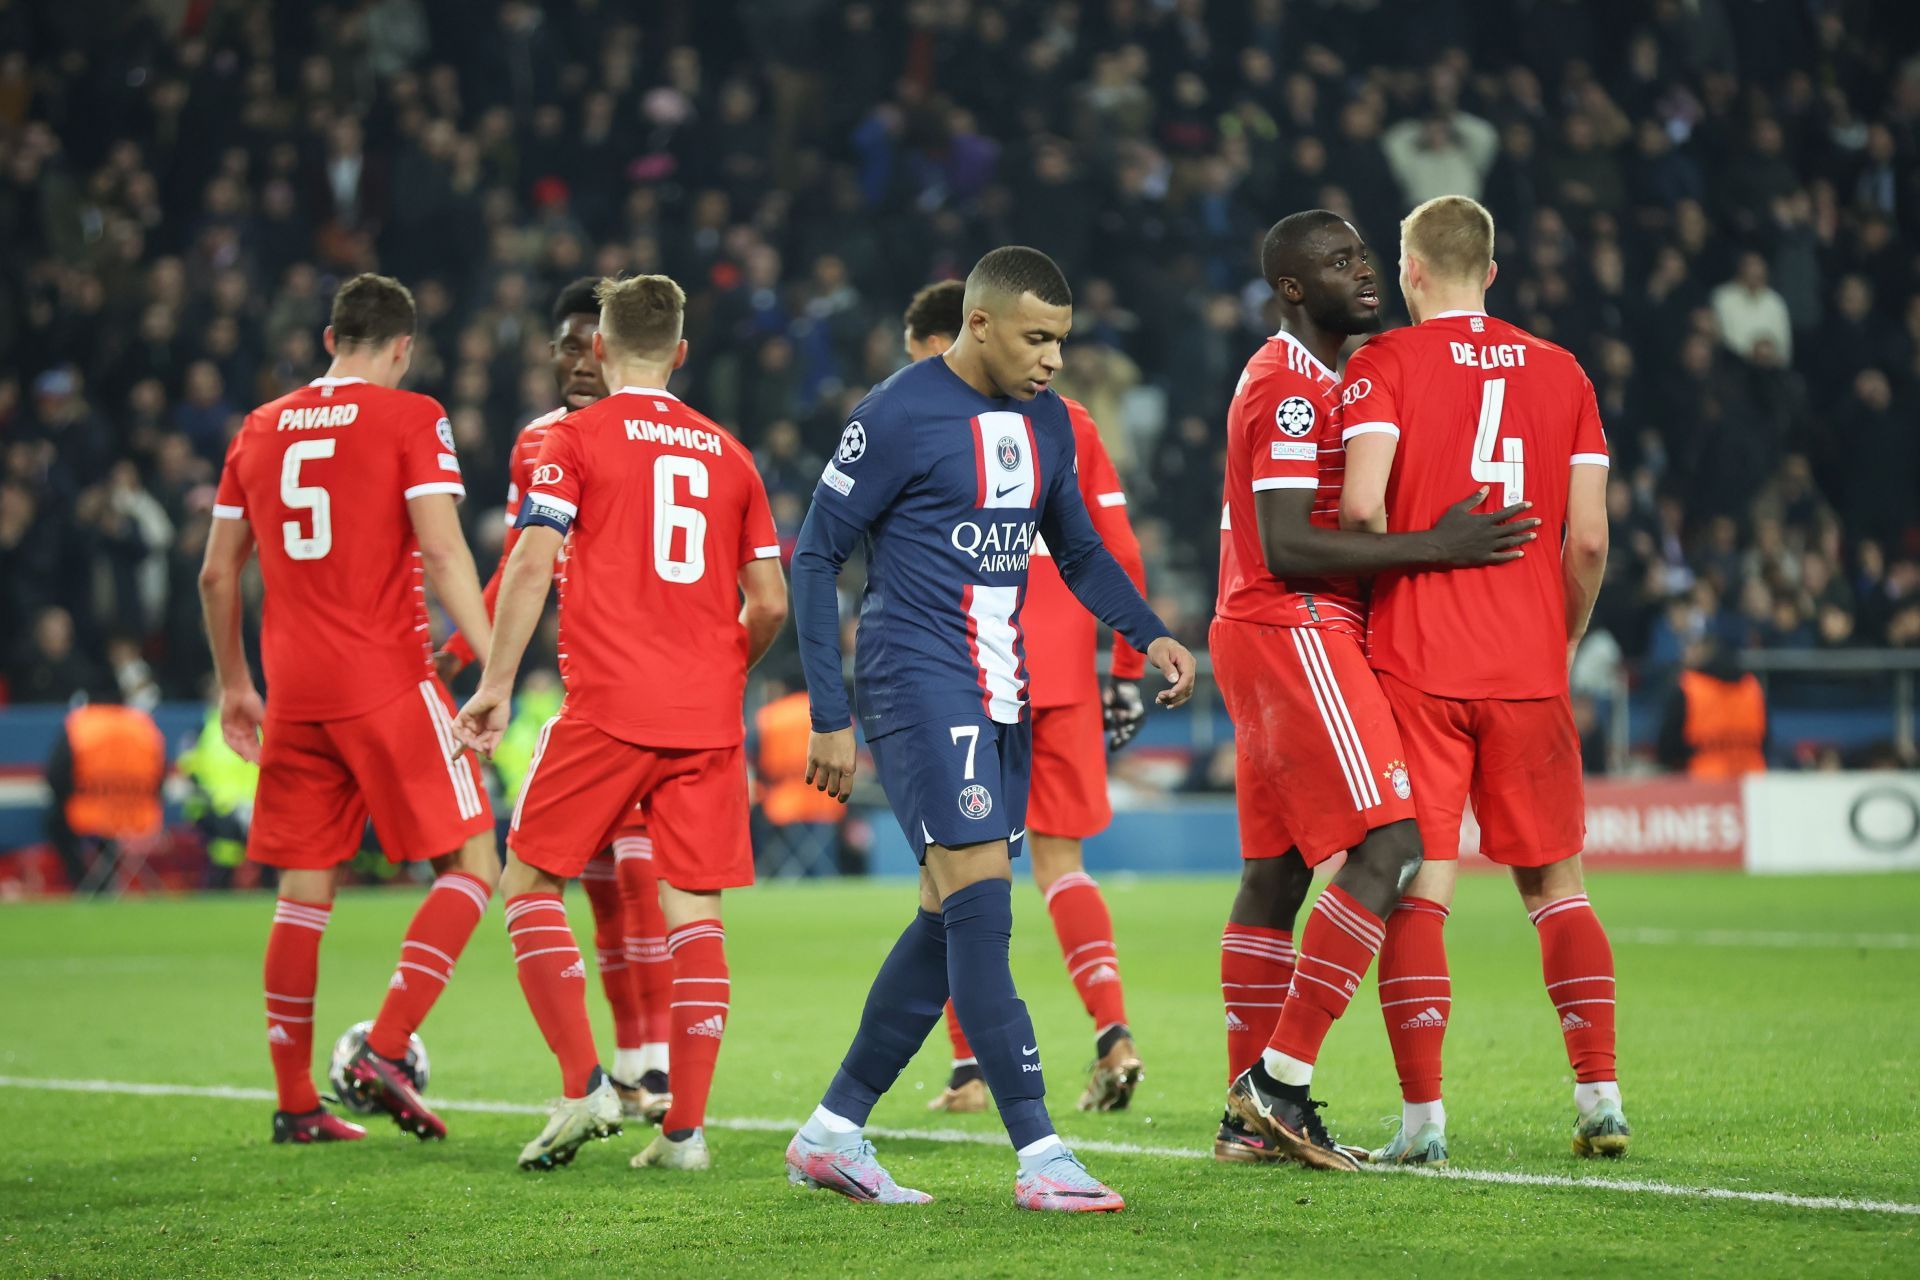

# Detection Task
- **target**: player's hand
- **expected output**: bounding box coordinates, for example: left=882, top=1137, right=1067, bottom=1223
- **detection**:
left=1145, top=636, right=1197, bottom=708
left=453, top=684, right=513, bottom=760
left=431, top=649, right=466, bottom=685
left=218, top=684, right=266, bottom=764
left=1103, top=678, right=1146, bottom=752
left=1429, top=487, right=1540, bottom=566
left=806, top=727, right=858, bottom=803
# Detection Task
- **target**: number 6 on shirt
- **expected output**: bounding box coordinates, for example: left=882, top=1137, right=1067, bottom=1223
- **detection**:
left=654, top=454, right=709, bottom=583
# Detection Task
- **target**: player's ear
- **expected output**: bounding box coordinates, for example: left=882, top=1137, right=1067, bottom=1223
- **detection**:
left=591, top=330, right=607, bottom=363
left=322, top=326, right=337, bottom=357
left=1483, top=259, right=1499, bottom=292
left=671, top=338, right=689, bottom=371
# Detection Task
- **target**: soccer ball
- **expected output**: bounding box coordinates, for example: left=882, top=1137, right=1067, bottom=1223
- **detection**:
left=327, top=1019, right=430, bottom=1113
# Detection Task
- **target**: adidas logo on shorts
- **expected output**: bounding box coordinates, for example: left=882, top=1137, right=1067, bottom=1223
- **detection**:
left=688, top=1013, right=726, bottom=1039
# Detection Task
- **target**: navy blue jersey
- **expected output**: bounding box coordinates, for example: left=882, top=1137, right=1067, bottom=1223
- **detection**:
left=791, top=356, right=1168, bottom=738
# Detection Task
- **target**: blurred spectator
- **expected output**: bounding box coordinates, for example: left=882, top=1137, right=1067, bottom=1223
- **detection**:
left=1711, top=252, right=1793, bottom=363
left=1656, top=636, right=1769, bottom=780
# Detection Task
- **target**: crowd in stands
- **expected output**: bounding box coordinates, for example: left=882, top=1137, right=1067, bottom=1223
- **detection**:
left=4, top=0, right=1918, bottom=718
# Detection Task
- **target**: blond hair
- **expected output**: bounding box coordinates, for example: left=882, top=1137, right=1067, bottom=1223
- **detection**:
left=1401, top=195, right=1495, bottom=284
left=595, top=274, right=687, bottom=358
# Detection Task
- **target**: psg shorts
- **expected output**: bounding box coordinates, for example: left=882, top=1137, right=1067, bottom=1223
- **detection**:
left=509, top=714, right=753, bottom=891
left=1027, top=699, right=1111, bottom=840
left=1377, top=670, right=1586, bottom=867
left=249, top=678, right=492, bottom=870
left=868, top=714, right=1032, bottom=861
left=1210, top=617, right=1416, bottom=867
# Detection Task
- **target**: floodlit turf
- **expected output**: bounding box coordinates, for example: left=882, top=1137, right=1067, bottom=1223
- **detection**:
left=2, top=871, right=1918, bottom=1278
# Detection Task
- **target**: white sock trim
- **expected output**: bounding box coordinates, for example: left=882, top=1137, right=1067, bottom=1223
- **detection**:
left=1403, top=1098, right=1447, bottom=1132
left=611, top=1049, right=647, bottom=1083
left=1017, top=1134, right=1064, bottom=1161
left=1574, top=1080, right=1621, bottom=1116
left=1261, top=1048, right=1314, bottom=1086
left=950, top=1057, right=978, bottom=1069
left=812, top=1105, right=859, bottom=1135
left=638, top=1043, right=670, bottom=1077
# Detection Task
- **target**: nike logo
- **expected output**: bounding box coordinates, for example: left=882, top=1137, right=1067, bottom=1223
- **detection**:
left=995, top=483, right=1024, bottom=499
left=833, top=1167, right=878, bottom=1199
left=1021, top=1044, right=1038, bottom=1056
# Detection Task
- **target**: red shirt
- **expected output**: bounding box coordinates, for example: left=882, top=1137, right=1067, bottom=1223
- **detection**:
left=522, top=386, right=779, bottom=748
left=1024, top=398, right=1147, bottom=708
left=1214, top=330, right=1365, bottom=637
left=213, top=377, right=464, bottom=721
left=443, top=405, right=565, bottom=667
left=1345, top=311, right=1610, bottom=700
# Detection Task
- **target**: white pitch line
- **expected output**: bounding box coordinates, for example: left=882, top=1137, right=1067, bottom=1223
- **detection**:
left=1617, top=927, right=1920, bottom=951
left=2, top=1075, right=1915, bottom=1217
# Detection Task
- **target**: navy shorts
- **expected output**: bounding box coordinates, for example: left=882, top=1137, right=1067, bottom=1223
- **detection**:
left=868, top=715, right=1031, bottom=861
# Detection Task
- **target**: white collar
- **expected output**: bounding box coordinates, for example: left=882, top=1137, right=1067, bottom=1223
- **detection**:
left=309, top=376, right=368, bottom=387
left=613, top=385, right=679, bottom=400
left=1431, top=309, right=1488, bottom=319
left=1270, top=328, right=1337, bottom=380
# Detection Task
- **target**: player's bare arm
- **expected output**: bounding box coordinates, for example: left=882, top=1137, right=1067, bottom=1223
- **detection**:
left=1339, top=430, right=1397, bottom=533
left=197, top=514, right=266, bottom=763
left=1562, top=461, right=1610, bottom=670
left=738, top=557, right=789, bottom=670
left=408, top=492, right=492, bottom=668
left=453, top=523, right=562, bottom=756
left=1262, top=485, right=1537, bottom=576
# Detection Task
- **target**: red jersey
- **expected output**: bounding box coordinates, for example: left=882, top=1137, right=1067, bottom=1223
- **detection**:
left=443, top=405, right=566, bottom=667
left=521, top=386, right=779, bottom=749
left=1025, top=398, right=1147, bottom=708
left=212, top=376, right=465, bottom=721
left=1214, top=330, right=1365, bottom=637
left=1345, top=311, right=1610, bottom=700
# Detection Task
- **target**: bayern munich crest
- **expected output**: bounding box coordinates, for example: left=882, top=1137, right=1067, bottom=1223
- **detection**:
left=958, top=783, right=993, bottom=819
left=1384, top=760, right=1412, bottom=800
left=1275, top=395, right=1316, bottom=438
left=996, top=435, right=1021, bottom=471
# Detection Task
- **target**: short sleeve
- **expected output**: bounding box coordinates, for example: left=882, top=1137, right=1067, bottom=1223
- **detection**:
left=401, top=397, right=466, bottom=501
left=737, top=455, right=782, bottom=566
left=517, top=424, right=582, bottom=535
left=1241, top=369, right=1323, bottom=494
left=1571, top=373, right=1610, bottom=467
left=212, top=428, right=248, bottom=520
left=1337, top=343, right=1401, bottom=445
left=1069, top=401, right=1129, bottom=511
left=810, top=394, right=914, bottom=530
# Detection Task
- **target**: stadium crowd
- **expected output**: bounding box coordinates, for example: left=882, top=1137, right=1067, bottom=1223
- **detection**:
left=4, top=0, right=1919, bottom=716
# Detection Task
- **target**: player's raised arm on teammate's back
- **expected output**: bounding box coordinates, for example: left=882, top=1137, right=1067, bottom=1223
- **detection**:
left=409, top=492, right=491, bottom=666
left=196, top=504, right=265, bottom=762
left=1036, top=455, right=1195, bottom=707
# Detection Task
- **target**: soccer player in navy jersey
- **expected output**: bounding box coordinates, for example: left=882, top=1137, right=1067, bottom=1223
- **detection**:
left=781, top=247, right=1195, bottom=1212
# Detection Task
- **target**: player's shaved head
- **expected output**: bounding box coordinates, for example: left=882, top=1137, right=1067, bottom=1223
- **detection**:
left=1261, top=209, right=1351, bottom=292
left=552, top=276, right=603, bottom=329
left=905, top=280, right=966, bottom=342
left=330, top=273, right=416, bottom=348
left=1401, top=194, right=1495, bottom=284
left=595, top=274, right=686, bottom=359
left=962, top=246, right=1072, bottom=316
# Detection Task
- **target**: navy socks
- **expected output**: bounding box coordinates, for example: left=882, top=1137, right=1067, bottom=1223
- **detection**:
left=820, top=908, right=949, bottom=1126
left=942, top=878, right=1054, bottom=1151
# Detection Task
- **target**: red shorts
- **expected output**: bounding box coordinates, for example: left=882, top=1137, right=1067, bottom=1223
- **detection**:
left=250, top=679, right=492, bottom=870
left=1211, top=617, right=1416, bottom=866
left=1378, top=670, right=1585, bottom=867
left=1027, top=699, right=1111, bottom=839
left=510, top=714, right=752, bottom=891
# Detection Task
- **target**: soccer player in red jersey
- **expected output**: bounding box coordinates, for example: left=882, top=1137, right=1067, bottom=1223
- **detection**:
left=1339, top=195, right=1628, bottom=1161
left=437, top=279, right=673, bottom=1125
left=453, top=275, right=788, bottom=1173
left=1212, top=213, right=1537, bottom=1169
left=900, top=283, right=1152, bottom=1116
left=198, top=274, right=500, bottom=1145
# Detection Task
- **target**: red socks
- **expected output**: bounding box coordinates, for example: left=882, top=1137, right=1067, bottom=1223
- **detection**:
left=1043, top=871, right=1128, bottom=1032
left=506, top=893, right=600, bottom=1097
left=662, top=920, right=728, bottom=1132
left=616, top=836, right=672, bottom=1048
left=1378, top=896, right=1450, bottom=1103
left=1220, top=922, right=1295, bottom=1082
left=264, top=897, right=331, bottom=1113
left=367, top=871, right=491, bottom=1060
left=580, top=856, right=645, bottom=1053
left=1531, top=893, right=1618, bottom=1082
left=1266, top=885, right=1384, bottom=1066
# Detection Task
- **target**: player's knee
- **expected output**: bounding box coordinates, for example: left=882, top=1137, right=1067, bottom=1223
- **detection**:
left=1354, top=819, right=1423, bottom=887
left=1230, top=854, right=1312, bottom=931
left=450, top=833, right=501, bottom=890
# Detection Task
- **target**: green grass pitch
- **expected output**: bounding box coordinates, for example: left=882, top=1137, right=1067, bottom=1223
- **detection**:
left=2, top=871, right=1917, bottom=1277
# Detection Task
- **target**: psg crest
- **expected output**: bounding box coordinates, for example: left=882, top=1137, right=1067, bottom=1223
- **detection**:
left=1275, top=396, right=1316, bottom=438
left=996, top=435, right=1021, bottom=471
left=958, top=783, right=993, bottom=819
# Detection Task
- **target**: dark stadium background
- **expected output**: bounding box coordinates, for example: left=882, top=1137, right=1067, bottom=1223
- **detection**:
left=2, top=0, right=1917, bottom=880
